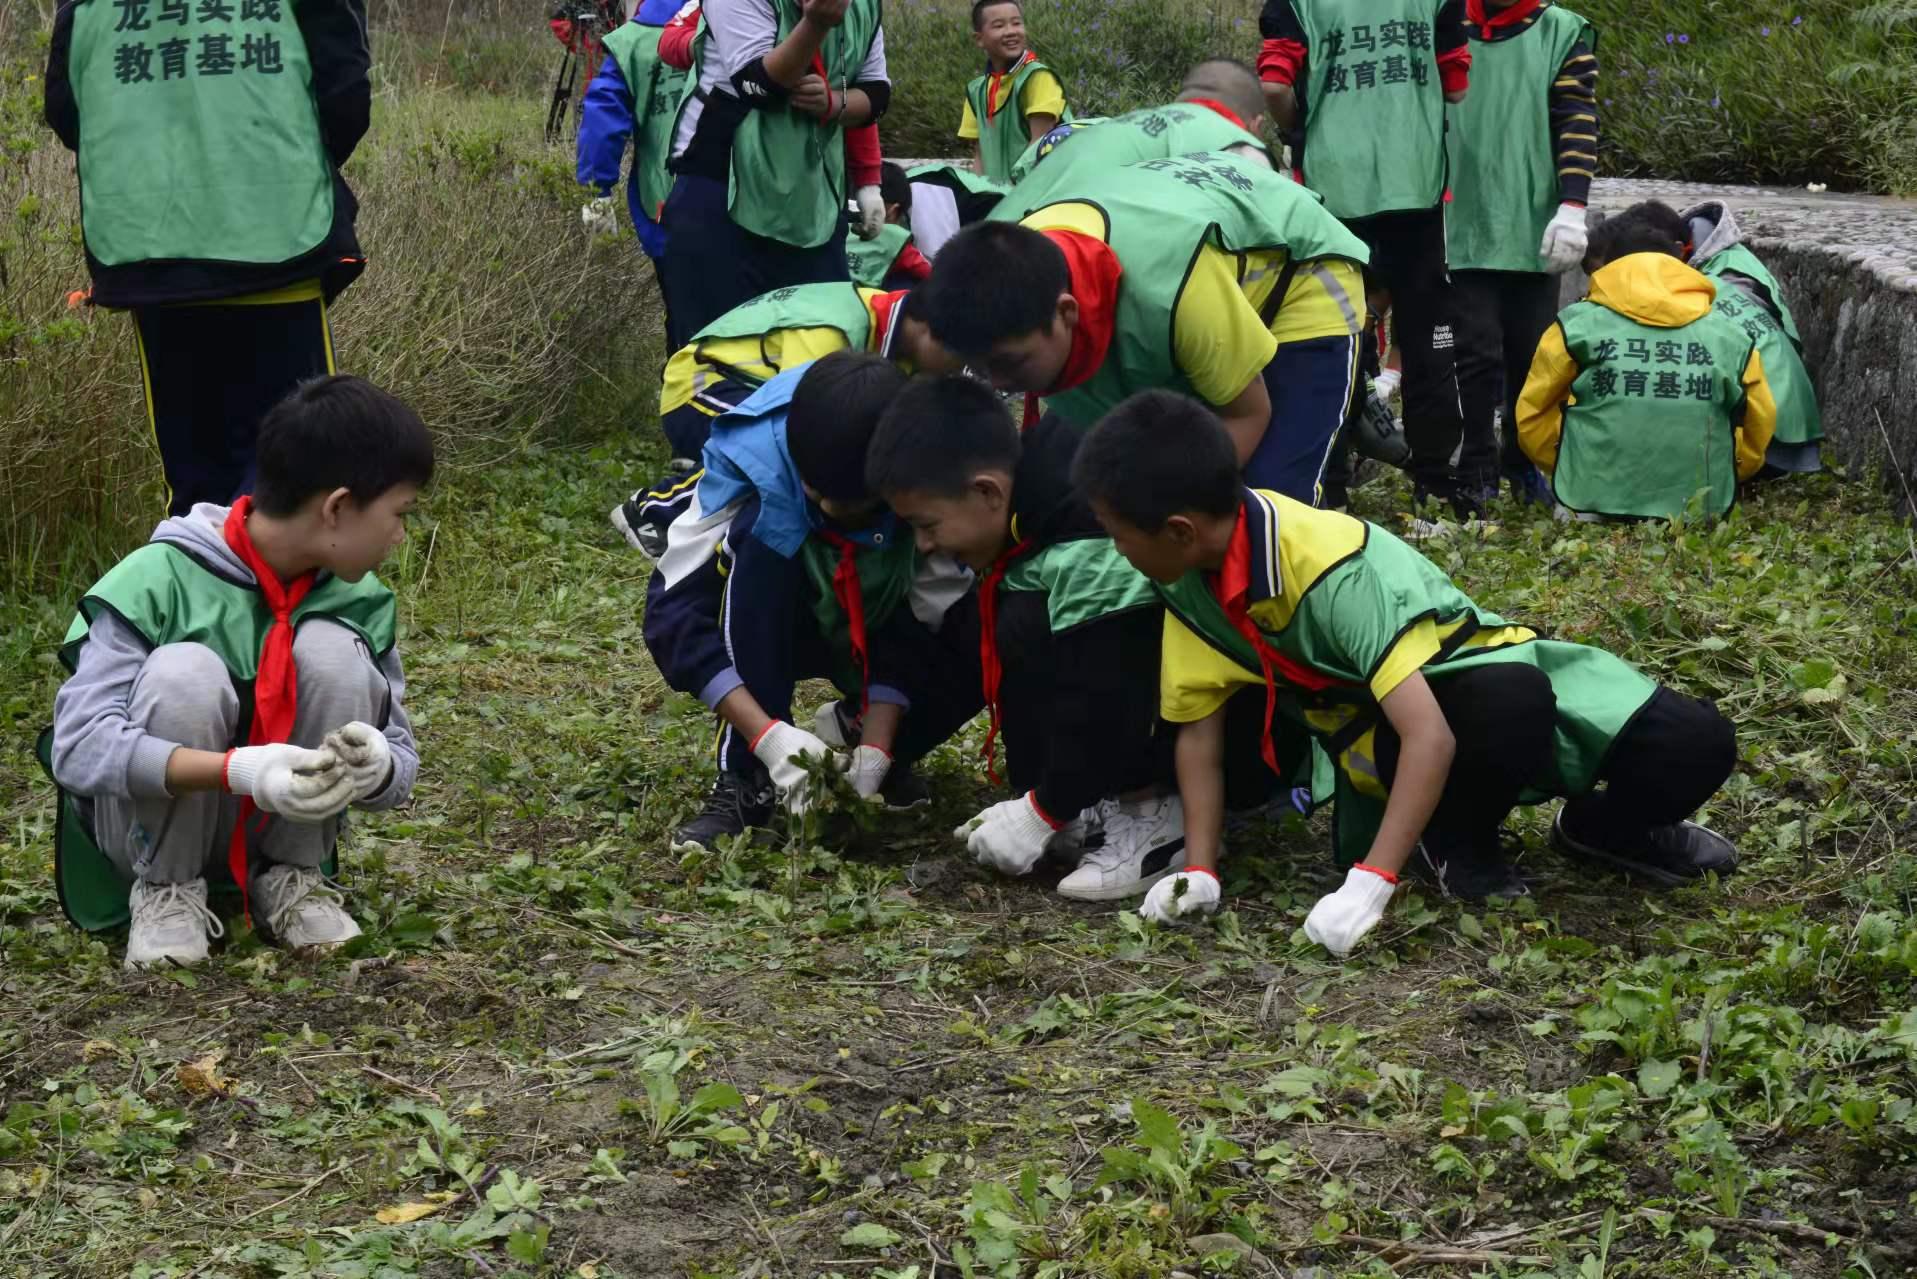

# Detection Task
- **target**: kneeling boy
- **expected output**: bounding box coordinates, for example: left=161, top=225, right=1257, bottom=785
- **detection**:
left=1075, top=391, right=1741, bottom=957
left=642, top=352, right=981, bottom=851
left=47, top=377, right=430, bottom=968
left=865, top=376, right=1183, bottom=901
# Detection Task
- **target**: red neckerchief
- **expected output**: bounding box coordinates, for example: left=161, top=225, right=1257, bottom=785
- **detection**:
left=985, top=49, right=1037, bottom=120
left=976, top=535, right=1036, bottom=783
left=814, top=529, right=871, bottom=714
left=809, top=51, right=837, bottom=125
left=1018, top=231, right=1121, bottom=430
left=221, top=497, right=317, bottom=920
left=1183, top=97, right=1248, bottom=128
left=1468, top=0, right=1544, bottom=30
left=869, top=288, right=908, bottom=354
left=891, top=241, right=934, bottom=281
left=1206, top=505, right=1349, bottom=777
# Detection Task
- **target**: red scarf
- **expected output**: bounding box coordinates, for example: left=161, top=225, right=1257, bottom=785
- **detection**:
left=870, top=288, right=908, bottom=354
left=1208, top=508, right=1350, bottom=777
left=814, top=529, right=872, bottom=714
left=221, top=497, right=317, bottom=919
left=985, top=49, right=1037, bottom=120
left=1021, top=230, right=1123, bottom=427
left=1184, top=97, right=1247, bottom=129
left=1467, top=0, right=1543, bottom=30
left=975, top=537, right=1035, bottom=783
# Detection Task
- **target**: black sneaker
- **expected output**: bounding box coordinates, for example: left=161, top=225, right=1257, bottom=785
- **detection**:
left=670, top=773, right=774, bottom=853
left=610, top=495, right=670, bottom=560
left=1552, top=807, right=1739, bottom=888
left=1410, top=831, right=1529, bottom=903
left=876, top=762, right=931, bottom=811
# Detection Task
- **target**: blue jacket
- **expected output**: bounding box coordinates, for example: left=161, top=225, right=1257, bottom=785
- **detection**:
left=577, top=30, right=670, bottom=261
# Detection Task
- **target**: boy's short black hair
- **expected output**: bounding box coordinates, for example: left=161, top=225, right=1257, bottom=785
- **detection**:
left=252, top=375, right=435, bottom=517
left=879, top=161, right=913, bottom=215
left=787, top=351, right=908, bottom=502
left=1588, top=200, right=1687, bottom=267
left=925, top=222, right=1069, bottom=356
left=971, top=0, right=1021, bottom=29
left=866, top=375, right=1019, bottom=498
left=1072, top=391, right=1240, bottom=531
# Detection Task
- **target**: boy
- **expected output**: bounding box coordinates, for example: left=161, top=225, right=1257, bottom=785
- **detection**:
left=1075, top=392, right=1741, bottom=955
left=45, top=377, right=430, bottom=969
left=1259, top=0, right=1480, bottom=513
left=578, top=0, right=695, bottom=267
left=1517, top=205, right=1778, bottom=520
left=961, top=0, right=1070, bottom=181
left=642, top=353, right=981, bottom=852
left=865, top=377, right=1184, bottom=901
left=1448, top=0, right=1599, bottom=503
left=847, top=163, right=936, bottom=292
left=1680, top=200, right=1824, bottom=474
left=927, top=150, right=1369, bottom=506
left=611, top=281, right=959, bottom=556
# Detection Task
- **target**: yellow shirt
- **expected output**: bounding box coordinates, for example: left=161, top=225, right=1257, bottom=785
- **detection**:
left=658, top=292, right=885, bottom=418
left=957, top=67, right=1066, bottom=139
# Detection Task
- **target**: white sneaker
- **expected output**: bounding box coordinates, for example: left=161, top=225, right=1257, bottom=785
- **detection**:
left=1056, top=794, right=1186, bottom=901
left=252, top=864, right=362, bottom=951
left=126, top=879, right=225, bottom=969
left=1054, top=800, right=1110, bottom=854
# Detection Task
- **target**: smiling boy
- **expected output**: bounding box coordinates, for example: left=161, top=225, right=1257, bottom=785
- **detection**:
left=960, top=0, right=1070, bottom=180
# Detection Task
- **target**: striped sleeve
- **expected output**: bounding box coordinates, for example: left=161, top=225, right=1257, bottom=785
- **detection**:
left=1550, top=38, right=1599, bottom=205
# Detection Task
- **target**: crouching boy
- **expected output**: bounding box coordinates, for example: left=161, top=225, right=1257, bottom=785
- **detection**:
left=46, top=377, right=431, bottom=968
left=1075, top=391, right=1742, bottom=957
left=642, top=352, right=982, bottom=852
left=865, top=377, right=1184, bottom=903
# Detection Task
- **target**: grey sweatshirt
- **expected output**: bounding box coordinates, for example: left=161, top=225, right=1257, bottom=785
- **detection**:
left=50, top=504, right=419, bottom=809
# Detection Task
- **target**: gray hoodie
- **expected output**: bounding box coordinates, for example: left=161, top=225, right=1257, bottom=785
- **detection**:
left=1681, top=201, right=1781, bottom=319
left=50, top=504, right=419, bottom=808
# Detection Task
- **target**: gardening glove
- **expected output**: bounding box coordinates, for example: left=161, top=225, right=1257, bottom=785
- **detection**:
left=1302, top=865, right=1399, bottom=957
left=1372, top=367, right=1402, bottom=402
left=1138, top=868, right=1221, bottom=924
left=842, top=744, right=892, bottom=800
left=323, top=721, right=393, bottom=802
left=750, top=720, right=837, bottom=816
left=224, top=745, right=354, bottom=823
left=581, top=196, right=617, bottom=236
left=956, top=792, right=1060, bottom=877
left=1539, top=202, right=1589, bottom=273
left=853, top=185, right=886, bottom=239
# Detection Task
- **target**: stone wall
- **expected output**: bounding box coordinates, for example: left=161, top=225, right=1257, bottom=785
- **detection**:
left=1580, top=180, right=1917, bottom=486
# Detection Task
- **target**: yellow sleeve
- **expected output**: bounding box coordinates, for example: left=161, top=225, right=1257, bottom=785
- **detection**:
left=1737, top=347, right=1778, bottom=481
left=1516, top=321, right=1577, bottom=475
left=1159, top=611, right=1262, bottom=724
left=958, top=99, right=980, bottom=140
left=1367, top=618, right=1443, bottom=703
left=1174, top=245, right=1280, bottom=409
left=1020, top=69, right=1066, bottom=123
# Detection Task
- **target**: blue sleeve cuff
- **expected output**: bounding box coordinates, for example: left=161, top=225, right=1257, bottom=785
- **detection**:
left=700, top=669, right=746, bottom=709
left=867, top=684, right=911, bottom=709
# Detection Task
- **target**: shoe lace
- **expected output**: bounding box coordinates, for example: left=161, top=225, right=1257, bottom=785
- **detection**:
left=266, top=867, right=346, bottom=938
left=704, top=774, right=770, bottom=821
left=136, top=882, right=226, bottom=941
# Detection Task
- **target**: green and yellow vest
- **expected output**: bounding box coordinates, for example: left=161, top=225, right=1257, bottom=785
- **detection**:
left=603, top=18, right=691, bottom=224
left=846, top=223, right=913, bottom=289
left=966, top=53, right=1063, bottom=181
left=995, top=103, right=1277, bottom=223
left=1698, top=246, right=1819, bottom=448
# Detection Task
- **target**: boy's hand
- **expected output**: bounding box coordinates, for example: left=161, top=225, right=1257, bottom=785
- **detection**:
left=790, top=73, right=831, bottom=117
left=842, top=744, right=891, bottom=799
left=750, top=720, right=837, bottom=815
left=801, top=0, right=849, bottom=27
left=1302, top=865, right=1398, bottom=957
left=580, top=196, right=616, bottom=235
left=853, top=185, right=885, bottom=238
left=1540, top=203, right=1589, bottom=273
left=224, top=744, right=354, bottom=823
left=323, top=722, right=393, bottom=802
left=956, top=793, right=1060, bottom=876
left=1138, top=868, right=1220, bottom=924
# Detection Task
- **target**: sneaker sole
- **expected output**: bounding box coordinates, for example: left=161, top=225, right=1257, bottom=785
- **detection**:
left=1054, top=844, right=1185, bottom=902
left=1550, top=825, right=1697, bottom=890
left=609, top=501, right=659, bottom=560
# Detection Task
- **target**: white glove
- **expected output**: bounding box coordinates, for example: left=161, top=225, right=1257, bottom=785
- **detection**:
left=224, top=744, right=354, bottom=823
left=323, top=721, right=392, bottom=802
left=1539, top=202, right=1589, bottom=273
left=1302, top=865, right=1399, bottom=957
left=956, top=792, right=1060, bottom=877
left=750, top=721, right=837, bottom=816
left=853, top=185, right=885, bottom=240
left=1371, top=368, right=1402, bottom=402
left=581, top=196, right=617, bottom=236
left=842, top=744, right=891, bottom=800
left=1138, top=868, right=1221, bottom=924
left=812, top=700, right=856, bottom=750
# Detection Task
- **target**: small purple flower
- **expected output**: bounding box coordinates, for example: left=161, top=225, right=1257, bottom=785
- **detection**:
left=1711, top=95, right=1721, bottom=107
left=1678, top=33, right=1690, bottom=43
left=1792, top=14, right=1803, bottom=23
left=1665, top=31, right=1676, bottom=42
left=1760, top=25, right=1771, bottom=35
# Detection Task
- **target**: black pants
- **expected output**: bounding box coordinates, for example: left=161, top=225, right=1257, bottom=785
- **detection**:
left=1562, top=685, right=1737, bottom=845
left=659, top=173, right=851, bottom=352
left=1453, top=269, right=1562, bottom=485
left=133, top=292, right=335, bottom=516
left=1342, top=207, right=1466, bottom=504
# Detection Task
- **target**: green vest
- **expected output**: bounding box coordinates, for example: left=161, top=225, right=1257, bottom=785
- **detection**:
left=1708, top=276, right=1822, bottom=448
left=994, top=104, right=1277, bottom=223
left=965, top=55, right=1061, bottom=181
left=1447, top=6, right=1592, bottom=272
left=798, top=530, right=920, bottom=696
left=692, top=282, right=876, bottom=358
left=1699, top=244, right=1800, bottom=343
left=909, top=162, right=1011, bottom=198
left=1026, top=151, right=1369, bottom=426
left=847, top=223, right=912, bottom=289
left=1157, top=491, right=1655, bottom=864
left=603, top=19, right=690, bottom=223
left=702, top=0, right=884, bottom=249
left=1000, top=536, right=1158, bottom=629
left=1293, top=0, right=1449, bottom=219
left=45, top=542, right=398, bottom=932
left=67, top=0, right=337, bottom=269
left=1552, top=297, right=1757, bottom=519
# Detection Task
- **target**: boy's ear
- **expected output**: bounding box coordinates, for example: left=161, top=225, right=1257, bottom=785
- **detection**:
left=317, top=486, right=354, bottom=527
left=972, top=472, right=1012, bottom=508
left=1163, top=514, right=1201, bottom=549
left=1056, top=293, right=1080, bottom=331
